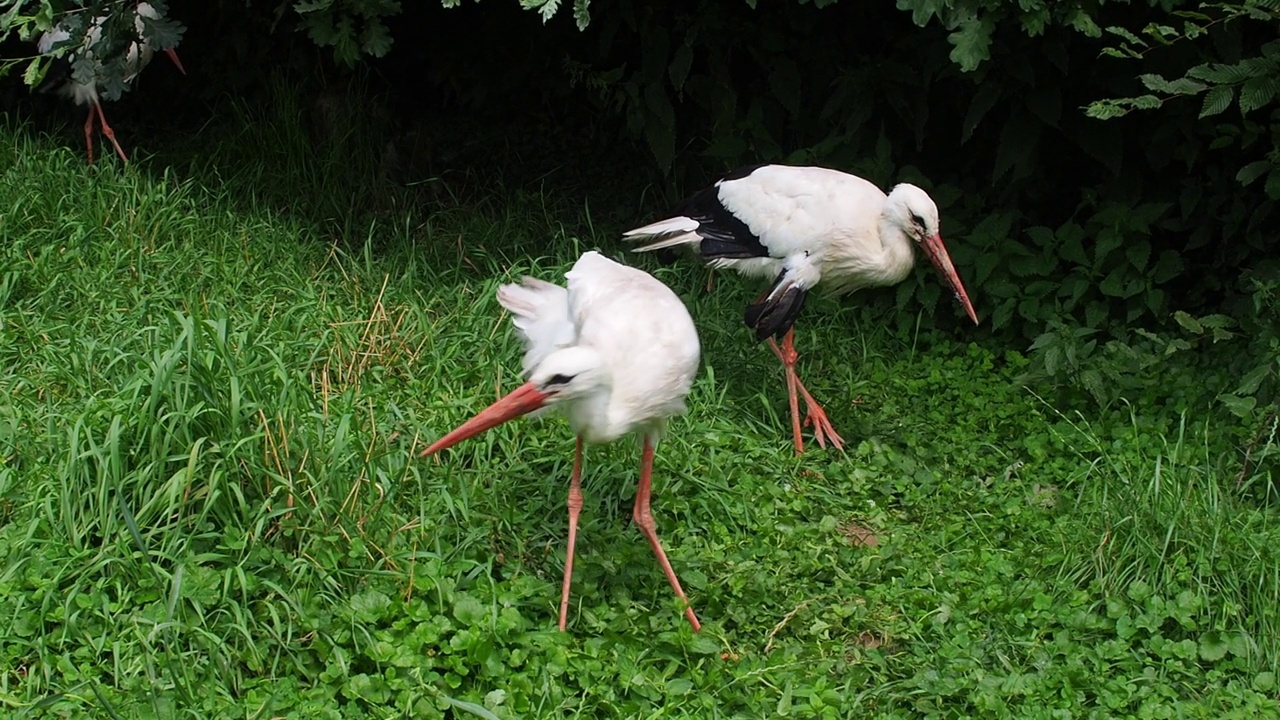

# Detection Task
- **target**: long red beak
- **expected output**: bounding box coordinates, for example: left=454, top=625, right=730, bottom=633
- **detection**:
left=921, top=233, right=979, bottom=325
left=164, top=48, right=186, bottom=75
left=419, top=382, right=549, bottom=457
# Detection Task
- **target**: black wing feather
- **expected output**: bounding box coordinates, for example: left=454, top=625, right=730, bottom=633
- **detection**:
left=651, top=164, right=773, bottom=264
left=744, top=269, right=809, bottom=341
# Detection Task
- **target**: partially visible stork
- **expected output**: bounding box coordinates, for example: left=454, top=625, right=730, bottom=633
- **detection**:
left=420, top=251, right=703, bottom=632
left=624, top=164, right=979, bottom=455
left=37, top=2, right=186, bottom=163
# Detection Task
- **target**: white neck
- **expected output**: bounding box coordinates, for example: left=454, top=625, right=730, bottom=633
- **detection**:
left=822, top=214, right=917, bottom=296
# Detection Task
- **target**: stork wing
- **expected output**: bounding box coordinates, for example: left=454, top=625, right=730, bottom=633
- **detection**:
left=496, top=277, right=576, bottom=376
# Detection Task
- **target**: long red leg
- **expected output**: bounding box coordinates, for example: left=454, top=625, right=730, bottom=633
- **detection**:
left=558, top=436, right=585, bottom=631
left=768, top=335, right=805, bottom=454
left=95, top=102, right=130, bottom=164
left=633, top=436, right=701, bottom=631
left=766, top=328, right=845, bottom=454
left=83, top=107, right=96, bottom=164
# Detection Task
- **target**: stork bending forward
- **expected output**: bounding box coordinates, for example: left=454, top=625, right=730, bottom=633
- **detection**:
left=625, top=164, right=979, bottom=454
left=420, top=251, right=703, bottom=632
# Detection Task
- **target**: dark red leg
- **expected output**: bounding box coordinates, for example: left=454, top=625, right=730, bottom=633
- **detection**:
left=767, top=334, right=805, bottom=454
left=558, top=436, right=585, bottom=631
left=94, top=102, right=130, bottom=164
left=633, top=436, right=701, bottom=631
left=766, top=328, right=845, bottom=454
left=83, top=107, right=96, bottom=164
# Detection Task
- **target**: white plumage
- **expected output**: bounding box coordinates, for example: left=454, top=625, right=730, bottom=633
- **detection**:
left=624, top=164, right=979, bottom=454
left=37, top=2, right=185, bottom=163
left=421, top=251, right=703, bottom=632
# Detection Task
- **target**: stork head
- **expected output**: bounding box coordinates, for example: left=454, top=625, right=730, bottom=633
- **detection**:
left=419, top=347, right=605, bottom=457
left=886, top=183, right=979, bottom=325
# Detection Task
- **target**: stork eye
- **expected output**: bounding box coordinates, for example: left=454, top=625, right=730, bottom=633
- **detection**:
left=545, top=373, right=574, bottom=386
left=909, top=212, right=925, bottom=228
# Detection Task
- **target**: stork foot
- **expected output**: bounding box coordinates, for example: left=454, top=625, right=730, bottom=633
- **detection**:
left=768, top=328, right=846, bottom=455
left=797, top=382, right=845, bottom=452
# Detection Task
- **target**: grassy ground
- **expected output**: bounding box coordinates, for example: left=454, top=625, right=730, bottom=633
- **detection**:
left=2, top=104, right=1280, bottom=719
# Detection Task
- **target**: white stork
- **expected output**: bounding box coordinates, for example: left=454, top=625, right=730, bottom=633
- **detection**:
left=420, top=251, right=703, bottom=632
left=623, top=164, right=979, bottom=455
left=37, top=1, right=186, bottom=164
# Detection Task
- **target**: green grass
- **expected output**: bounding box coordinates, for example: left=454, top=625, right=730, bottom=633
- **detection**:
left=2, top=104, right=1280, bottom=719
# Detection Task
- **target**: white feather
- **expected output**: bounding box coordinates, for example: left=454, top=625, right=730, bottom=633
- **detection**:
left=497, top=276, right=576, bottom=376
left=499, top=251, right=700, bottom=443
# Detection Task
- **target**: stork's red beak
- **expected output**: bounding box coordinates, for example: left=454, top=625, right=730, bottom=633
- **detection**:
left=921, top=233, right=979, bottom=325
left=419, top=382, right=549, bottom=457
left=164, top=48, right=186, bottom=75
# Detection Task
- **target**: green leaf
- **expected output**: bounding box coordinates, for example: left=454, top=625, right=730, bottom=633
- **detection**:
left=1166, top=77, right=1207, bottom=95
left=1187, top=62, right=1252, bottom=84
left=1093, top=228, right=1124, bottom=270
left=1139, top=73, right=1173, bottom=93
left=993, top=111, right=1041, bottom=181
left=1174, top=310, right=1203, bottom=333
left=1239, top=76, right=1279, bottom=114
left=1025, top=226, right=1055, bottom=249
left=484, top=689, right=507, bottom=709
left=1151, top=250, right=1184, bottom=284
left=669, top=44, right=693, bottom=92
left=22, top=57, right=46, bottom=88
left=1085, top=100, right=1129, bottom=120
left=1238, top=362, right=1272, bottom=394
left=1237, top=160, right=1272, bottom=186
left=973, top=251, right=1001, bottom=284
left=667, top=678, right=694, bottom=695
left=962, top=81, right=1004, bottom=143
left=359, top=20, right=393, bottom=57
left=1253, top=672, right=1276, bottom=693
left=1199, top=632, right=1231, bottom=661
left=1098, top=265, right=1135, bottom=297
left=295, top=0, right=334, bottom=13
left=1227, top=632, right=1252, bottom=657
left=1200, top=85, right=1234, bottom=117
left=897, top=0, right=946, bottom=27
left=688, top=634, right=721, bottom=655
left=1068, top=9, right=1101, bottom=37
left=1125, top=240, right=1151, bottom=271
left=1219, top=393, right=1257, bottom=418
left=440, top=695, right=502, bottom=720
left=350, top=590, right=393, bottom=623
left=1129, top=94, right=1163, bottom=110
left=970, top=212, right=1016, bottom=247
left=1268, top=168, right=1280, bottom=200
left=1104, top=25, right=1145, bottom=47
left=1144, top=23, right=1179, bottom=41
left=573, top=0, right=591, bottom=30
left=1057, top=223, right=1089, bottom=265
left=1146, top=287, right=1165, bottom=314
left=948, top=18, right=992, bottom=72
left=453, top=595, right=487, bottom=626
